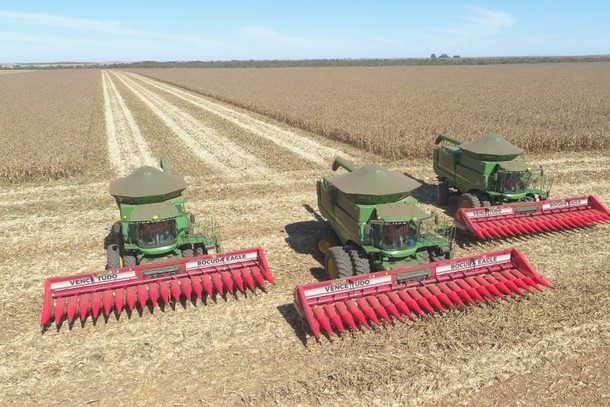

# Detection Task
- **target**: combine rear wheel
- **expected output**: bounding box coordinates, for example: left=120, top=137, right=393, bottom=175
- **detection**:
left=437, top=180, right=450, bottom=206
left=458, top=193, right=481, bottom=209
left=325, top=247, right=352, bottom=280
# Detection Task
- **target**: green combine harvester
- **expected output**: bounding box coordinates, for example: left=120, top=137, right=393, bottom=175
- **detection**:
left=40, top=157, right=276, bottom=327
left=106, top=157, right=222, bottom=268
left=433, top=133, right=551, bottom=208
left=432, top=133, right=610, bottom=241
left=315, top=157, right=454, bottom=279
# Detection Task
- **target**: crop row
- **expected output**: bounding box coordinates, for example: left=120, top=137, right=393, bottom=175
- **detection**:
left=0, top=70, right=100, bottom=183
left=132, top=62, right=610, bottom=159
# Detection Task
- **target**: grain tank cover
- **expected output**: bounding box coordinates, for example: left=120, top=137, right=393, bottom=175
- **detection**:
left=331, top=163, right=421, bottom=197
left=498, top=160, right=530, bottom=172
left=130, top=201, right=181, bottom=222
left=459, top=134, right=523, bottom=160
left=376, top=203, right=430, bottom=222
left=110, top=166, right=187, bottom=202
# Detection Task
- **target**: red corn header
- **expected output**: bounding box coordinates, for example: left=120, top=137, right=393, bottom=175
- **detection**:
left=293, top=248, right=551, bottom=339
left=41, top=247, right=274, bottom=327
left=454, top=195, right=610, bottom=240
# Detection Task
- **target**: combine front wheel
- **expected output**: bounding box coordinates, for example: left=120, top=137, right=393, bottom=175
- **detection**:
left=348, top=246, right=370, bottom=276
left=458, top=193, right=481, bottom=209
left=106, top=245, right=121, bottom=270
left=477, top=193, right=491, bottom=207
left=181, top=246, right=194, bottom=258
left=524, top=194, right=536, bottom=202
left=123, top=254, right=137, bottom=267
left=194, top=244, right=206, bottom=257
left=325, top=247, right=352, bottom=280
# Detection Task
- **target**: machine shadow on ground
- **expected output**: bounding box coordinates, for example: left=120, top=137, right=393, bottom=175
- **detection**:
left=276, top=303, right=309, bottom=346
left=404, top=174, right=437, bottom=205
left=284, top=204, right=332, bottom=281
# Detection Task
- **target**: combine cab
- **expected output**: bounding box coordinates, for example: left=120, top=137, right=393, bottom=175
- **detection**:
left=294, top=248, right=552, bottom=339
left=434, top=134, right=610, bottom=238
left=316, top=157, right=454, bottom=277
left=41, top=159, right=274, bottom=327
left=106, top=157, right=221, bottom=267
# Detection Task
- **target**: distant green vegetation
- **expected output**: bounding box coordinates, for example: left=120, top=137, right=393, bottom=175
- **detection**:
left=3, top=55, right=610, bottom=70
left=108, top=55, right=610, bottom=68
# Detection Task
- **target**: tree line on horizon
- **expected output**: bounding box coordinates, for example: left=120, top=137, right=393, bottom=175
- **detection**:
left=2, top=55, right=610, bottom=69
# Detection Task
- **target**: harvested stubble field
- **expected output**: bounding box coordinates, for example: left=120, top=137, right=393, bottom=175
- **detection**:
left=0, top=67, right=609, bottom=406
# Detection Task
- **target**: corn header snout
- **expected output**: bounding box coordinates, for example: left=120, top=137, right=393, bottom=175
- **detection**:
left=294, top=248, right=551, bottom=339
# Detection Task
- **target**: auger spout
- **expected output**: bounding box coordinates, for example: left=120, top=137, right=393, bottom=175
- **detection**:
left=434, top=133, right=464, bottom=145
left=331, top=156, right=355, bottom=172
left=159, top=156, right=172, bottom=174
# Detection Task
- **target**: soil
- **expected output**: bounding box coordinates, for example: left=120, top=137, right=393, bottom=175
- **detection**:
left=0, top=71, right=608, bottom=407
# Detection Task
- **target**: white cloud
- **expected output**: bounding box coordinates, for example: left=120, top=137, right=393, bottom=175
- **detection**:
left=0, top=10, right=217, bottom=44
left=461, top=6, right=515, bottom=32
left=432, top=27, right=477, bottom=37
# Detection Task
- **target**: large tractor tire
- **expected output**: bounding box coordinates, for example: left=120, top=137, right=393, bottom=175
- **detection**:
left=348, top=246, right=370, bottom=276
left=325, top=246, right=353, bottom=280
left=123, top=254, right=137, bottom=267
left=194, top=244, right=206, bottom=257
left=106, top=244, right=121, bottom=270
left=437, top=180, right=450, bottom=206
left=181, top=246, right=194, bottom=258
left=458, top=193, right=481, bottom=209
left=476, top=192, right=492, bottom=207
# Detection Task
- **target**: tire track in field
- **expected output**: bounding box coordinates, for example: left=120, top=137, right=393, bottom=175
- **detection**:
left=123, top=72, right=349, bottom=166
left=102, top=71, right=156, bottom=176
left=111, top=71, right=273, bottom=179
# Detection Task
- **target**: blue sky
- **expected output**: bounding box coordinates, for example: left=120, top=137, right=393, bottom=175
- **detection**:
left=0, top=1, right=608, bottom=63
